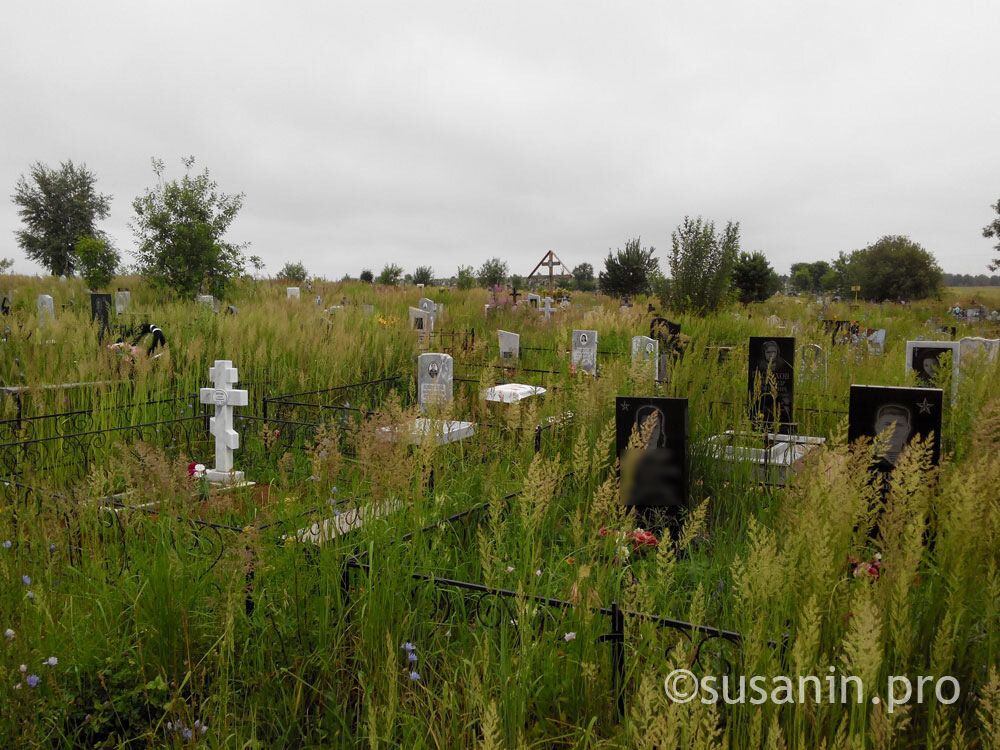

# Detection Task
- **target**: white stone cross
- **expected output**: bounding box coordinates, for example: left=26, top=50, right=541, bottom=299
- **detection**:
left=199, top=359, right=249, bottom=484
left=541, top=297, right=555, bottom=321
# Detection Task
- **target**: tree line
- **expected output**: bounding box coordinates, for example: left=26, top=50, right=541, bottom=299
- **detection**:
left=9, top=158, right=998, bottom=309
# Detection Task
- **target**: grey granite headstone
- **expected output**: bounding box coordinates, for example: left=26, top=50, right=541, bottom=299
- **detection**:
left=115, top=290, right=130, bottom=315
left=417, top=352, right=453, bottom=412
left=631, top=336, right=658, bottom=379
left=572, top=329, right=598, bottom=374
left=36, top=294, right=55, bottom=323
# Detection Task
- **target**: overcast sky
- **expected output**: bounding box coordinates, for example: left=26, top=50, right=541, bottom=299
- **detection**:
left=2, top=1, right=998, bottom=278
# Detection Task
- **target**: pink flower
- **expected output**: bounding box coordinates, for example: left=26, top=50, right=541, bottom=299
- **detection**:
left=631, top=529, right=659, bottom=553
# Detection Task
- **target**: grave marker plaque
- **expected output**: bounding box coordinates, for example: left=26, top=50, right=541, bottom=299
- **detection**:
left=748, top=336, right=795, bottom=428
left=115, top=290, right=131, bottom=315
left=498, top=330, right=519, bottom=361
left=571, top=329, right=598, bottom=375
left=286, top=287, right=300, bottom=299
left=37, top=294, right=55, bottom=323
left=417, top=352, right=453, bottom=411
left=90, top=293, right=112, bottom=340
left=615, top=396, right=688, bottom=530
left=848, top=385, right=943, bottom=469
left=905, top=341, right=960, bottom=387
left=631, top=336, right=659, bottom=379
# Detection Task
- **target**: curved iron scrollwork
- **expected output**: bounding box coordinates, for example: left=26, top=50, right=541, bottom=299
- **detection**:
left=169, top=521, right=228, bottom=581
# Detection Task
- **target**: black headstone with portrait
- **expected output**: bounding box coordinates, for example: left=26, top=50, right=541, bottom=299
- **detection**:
left=848, top=385, right=943, bottom=471
left=90, top=293, right=112, bottom=341
left=615, top=396, right=688, bottom=537
left=747, top=336, right=795, bottom=430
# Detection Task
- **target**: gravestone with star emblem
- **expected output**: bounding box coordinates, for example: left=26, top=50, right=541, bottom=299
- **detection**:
left=848, top=385, right=943, bottom=470
left=198, top=359, right=250, bottom=484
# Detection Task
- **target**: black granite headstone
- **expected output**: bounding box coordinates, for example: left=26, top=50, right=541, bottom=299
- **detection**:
left=615, top=396, right=688, bottom=533
left=747, top=336, right=795, bottom=428
left=90, top=293, right=112, bottom=341
left=909, top=344, right=955, bottom=387
left=848, top=385, right=943, bottom=469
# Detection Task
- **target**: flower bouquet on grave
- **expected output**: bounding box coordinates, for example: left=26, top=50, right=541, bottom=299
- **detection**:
left=846, top=552, right=882, bottom=582
left=598, top=526, right=659, bottom=564
left=188, top=462, right=210, bottom=501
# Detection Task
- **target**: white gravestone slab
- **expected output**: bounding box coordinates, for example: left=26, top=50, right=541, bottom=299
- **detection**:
left=498, top=330, right=520, bottom=361
left=481, top=384, right=546, bottom=403
left=36, top=294, right=55, bottom=323
left=905, top=340, right=961, bottom=394
left=417, top=352, right=453, bottom=411
left=867, top=329, right=887, bottom=355
left=378, top=417, right=476, bottom=446
left=409, top=306, right=432, bottom=347
left=526, top=293, right=541, bottom=309
left=572, top=330, right=598, bottom=375
left=196, top=295, right=217, bottom=311
left=286, top=287, right=300, bottom=299
left=631, top=336, right=659, bottom=379
left=115, top=290, right=131, bottom=315
left=198, top=360, right=249, bottom=484
left=704, top=431, right=826, bottom=485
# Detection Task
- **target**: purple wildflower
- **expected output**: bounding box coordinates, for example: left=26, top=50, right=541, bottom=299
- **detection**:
left=26, top=591, right=34, bottom=601
left=408, top=670, right=421, bottom=682
left=2, top=540, right=11, bottom=549
left=26, top=674, right=40, bottom=688
left=21, top=575, right=30, bottom=586
left=407, top=651, right=418, bottom=663
left=401, top=642, right=415, bottom=653
left=3, top=628, right=13, bottom=640
left=44, top=656, right=58, bottom=667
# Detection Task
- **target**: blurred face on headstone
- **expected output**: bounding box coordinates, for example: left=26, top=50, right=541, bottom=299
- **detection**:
left=763, top=341, right=779, bottom=365
left=921, top=354, right=939, bottom=379
left=874, top=404, right=912, bottom=466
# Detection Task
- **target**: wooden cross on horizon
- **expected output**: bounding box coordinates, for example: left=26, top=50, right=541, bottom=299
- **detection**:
left=527, top=250, right=570, bottom=291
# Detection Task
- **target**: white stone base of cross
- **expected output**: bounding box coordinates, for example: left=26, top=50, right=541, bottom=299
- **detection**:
left=199, top=359, right=250, bottom=485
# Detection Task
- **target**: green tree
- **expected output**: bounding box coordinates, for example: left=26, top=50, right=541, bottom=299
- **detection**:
left=360, top=268, right=374, bottom=283
left=75, top=235, right=119, bottom=290
left=13, top=160, right=112, bottom=276
left=572, top=263, right=596, bottom=292
left=456, top=265, right=475, bottom=290
left=599, top=238, right=658, bottom=298
left=845, top=235, right=943, bottom=301
left=791, top=267, right=814, bottom=293
left=0, top=258, right=13, bottom=274
left=477, top=258, right=509, bottom=289
left=732, top=251, right=780, bottom=303
left=984, top=198, right=1000, bottom=271
left=277, top=261, right=308, bottom=283
left=413, top=266, right=434, bottom=286
left=789, top=261, right=831, bottom=292
left=376, top=263, right=403, bottom=285
left=131, top=157, right=247, bottom=299
left=248, top=255, right=265, bottom=278
left=509, top=274, right=525, bottom=292
left=666, top=217, right=740, bottom=313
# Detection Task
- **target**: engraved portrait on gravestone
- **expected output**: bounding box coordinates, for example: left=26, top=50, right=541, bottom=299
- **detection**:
left=748, top=337, right=794, bottom=428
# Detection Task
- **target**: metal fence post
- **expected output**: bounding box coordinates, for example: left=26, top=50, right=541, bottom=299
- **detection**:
left=600, top=600, right=626, bottom=719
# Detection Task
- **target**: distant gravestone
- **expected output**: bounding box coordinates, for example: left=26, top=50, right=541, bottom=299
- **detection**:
left=959, top=336, right=1000, bottom=363
left=287, top=287, right=300, bottom=299
left=1, top=296, right=10, bottom=316
left=36, top=294, right=55, bottom=323
left=115, top=290, right=131, bottom=315
left=418, top=297, right=436, bottom=325
left=631, top=336, right=659, bottom=380
left=498, top=330, right=520, bottom=361
left=905, top=340, right=960, bottom=388
left=225, top=304, right=238, bottom=315
left=196, top=294, right=216, bottom=310
left=615, top=396, right=688, bottom=534
left=867, top=329, right=887, bottom=355
left=198, top=360, right=250, bottom=484
left=797, top=343, right=826, bottom=383
left=848, top=385, right=943, bottom=469
left=315, top=295, right=322, bottom=306
left=748, top=336, right=795, bottom=429
left=571, top=330, right=598, bottom=375
left=409, top=306, right=432, bottom=347
left=417, top=352, right=453, bottom=412
left=361, top=304, right=375, bottom=315
left=526, top=293, right=541, bottom=309
left=541, top=297, right=555, bottom=321
left=90, top=293, right=112, bottom=340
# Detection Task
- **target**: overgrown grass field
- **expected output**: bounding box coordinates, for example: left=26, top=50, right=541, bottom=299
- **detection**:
left=1, top=277, right=998, bottom=748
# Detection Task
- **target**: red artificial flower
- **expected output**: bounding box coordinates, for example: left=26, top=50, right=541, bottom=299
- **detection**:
left=187, top=462, right=198, bottom=477
left=631, top=529, right=659, bottom=552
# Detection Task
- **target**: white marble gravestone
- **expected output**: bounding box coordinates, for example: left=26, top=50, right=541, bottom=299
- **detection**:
left=286, top=287, right=300, bottom=300
left=115, top=290, right=130, bottom=315
left=481, top=383, right=545, bottom=403
left=409, top=306, right=432, bottom=347
left=526, top=293, right=541, bottom=309
left=417, top=352, right=453, bottom=411
left=36, top=294, right=55, bottom=323
left=867, top=329, right=887, bottom=355
left=498, top=330, right=520, bottom=361
left=631, top=336, right=658, bottom=379
left=572, top=330, right=598, bottom=374
left=196, top=294, right=216, bottom=310
left=704, top=431, right=826, bottom=485
left=198, top=360, right=249, bottom=484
